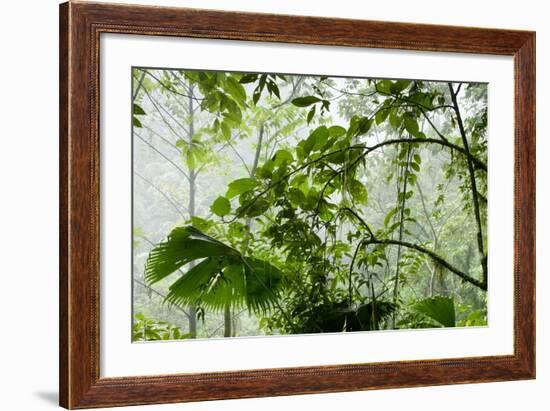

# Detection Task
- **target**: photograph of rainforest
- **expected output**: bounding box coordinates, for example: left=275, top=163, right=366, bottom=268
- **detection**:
left=131, top=67, right=488, bottom=342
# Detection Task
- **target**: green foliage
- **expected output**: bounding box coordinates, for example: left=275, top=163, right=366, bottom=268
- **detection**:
left=225, top=76, right=247, bottom=103
left=292, top=96, right=321, bottom=107
left=413, top=296, right=456, bottom=327
left=348, top=179, right=368, bottom=204
left=210, top=196, right=231, bottom=217
left=264, top=299, right=396, bottom=334
left=145, top=226, right=282, bottom=313
left=133, top=313, right=193, bottom=341
left=226, top=178, right=259, bottom=199
left=132, top=103, right=146, bottom=128
left=134, top=67, right=488, bottom=339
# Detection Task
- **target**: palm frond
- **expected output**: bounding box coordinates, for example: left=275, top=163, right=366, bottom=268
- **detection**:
left=144, top=226, right=237, bottom=285
left=145, top=226, right=283, bottom=314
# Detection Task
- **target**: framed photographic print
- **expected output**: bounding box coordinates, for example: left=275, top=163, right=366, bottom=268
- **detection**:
left=59, top=1, right=535, bottom=409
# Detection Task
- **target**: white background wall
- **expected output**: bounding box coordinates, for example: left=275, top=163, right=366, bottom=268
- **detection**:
left=0, top=0, right=546, bottom=410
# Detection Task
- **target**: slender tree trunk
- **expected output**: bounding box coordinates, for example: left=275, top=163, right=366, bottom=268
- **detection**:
left=392, top=143, right=412, bottom=327
left=223, top=305, right=232, bottom=337
left=187, top=84, right=197, bottom=338
left=225, top=123, right=265, bottom=337
left=187, top=171, right=197, bottom=337
left=250, top=124, right=264, bottom=176
left=448, top=83, right=487, bottom=288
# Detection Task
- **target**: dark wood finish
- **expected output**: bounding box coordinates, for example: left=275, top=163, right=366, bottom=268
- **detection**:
left=59, top=1, right=536, bottom=408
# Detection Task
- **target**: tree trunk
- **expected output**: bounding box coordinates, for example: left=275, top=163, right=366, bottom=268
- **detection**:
left=223, top=305, right=232, bottom=337
left=392, top=143, right=412, bottom=327
left=449, top=83, right=487, bottom=287
left=187, top=84, right=198, bottom=338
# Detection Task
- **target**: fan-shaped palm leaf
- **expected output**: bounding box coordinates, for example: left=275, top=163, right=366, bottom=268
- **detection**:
left=145, top=226, right=282, bottom=313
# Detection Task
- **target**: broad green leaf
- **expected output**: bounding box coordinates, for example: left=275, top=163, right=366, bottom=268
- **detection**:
left=190, top=216, right=212, bottom=231
left=292, top=96, right=321, bottom=107
left=390, top=80, right=412, bottom=94
left=410, top=162, right=420, bottom=172
left=403, top=114, right=424, bottom=138
left=257, top=159, right=275, bottom=178
left=210, top=196, right=231, bottom=217
left=347, top=115, right=360, bottom=138
left=226, top=178, right=259, bottom=199
left=328, top=125, right=346, bottom=138
left=288, top=187, right=306, bottom=207
left=267, top=80, right=281, bottom=99
left=358, top=117, right=373, bottom=135
left=384, top=207, right=399, bottom=227
left=225, top=77, right=247, bottom=103
left=389, top=111, right=401, bottom=129
left=133, top=117, right=142, bottom=128
left=239, top=73, right=258, bottom=84
left=220, top=120, right=231, bottom=140
left=240, top=198, right=270, bottom=217
left=273, top=149, right=293, bottom=166
left=307, top=105, right=316, bottom=124
left=376, top=80, right=392, bottom=94
left=413, top=296, right=456, bottom=327
left=223, top=109, right=242, bottom=127
left=349, top=179, right=368, bottom=204
left=133, top=103, right=146, bottom=115
left=375, top=108, right=390, bottom=125
left=307, top=125, right=329, bottom=151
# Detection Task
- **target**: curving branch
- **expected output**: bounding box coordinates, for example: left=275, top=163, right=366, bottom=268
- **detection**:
left=364, top=238, right=486, bottom=290
left=233, top=133, right=487, bottom=221
left=368, top=137, right=486, bottom=171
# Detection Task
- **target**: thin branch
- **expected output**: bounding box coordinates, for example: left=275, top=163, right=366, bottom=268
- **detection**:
left=143, top=125, right=180, bottom=152
left=134, top=171, right=187, bottom=219
left=269, top=77, right=305, bottom=109
left=135, top=132, right=190, bottom=182
left=133, top=278, right=190, bottom=319
left=365, top=238, right=486, bottom=290
left=207, top=308, right=247, bottom=338
left=370, top=138, right=487, bottom=171
left=250, top=124, right=265, bottom=176
left=419, top=107, right=449, bottom=142
left=416, top=180, right=438, bottom=242
left=226, top=139, right=251, bottom=175
left=341, top=207, right=375, bottom=238
left=349, top=241, right=364, bottom=304
left=132, top=71, right=146, bottom=101
left=139, top=69, right=205, bottom=103
left=142, top=85, right=190, bottom=137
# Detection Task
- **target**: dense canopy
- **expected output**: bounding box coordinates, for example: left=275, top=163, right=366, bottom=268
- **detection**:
left=131, top=68, right=488, bottom=341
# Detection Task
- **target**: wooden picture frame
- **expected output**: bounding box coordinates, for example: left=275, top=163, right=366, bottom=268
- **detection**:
left=59, top=1, right=535, bottom=408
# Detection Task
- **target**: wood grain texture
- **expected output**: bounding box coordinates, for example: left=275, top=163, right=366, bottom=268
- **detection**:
left=59, top=1, right=536, bottom=408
